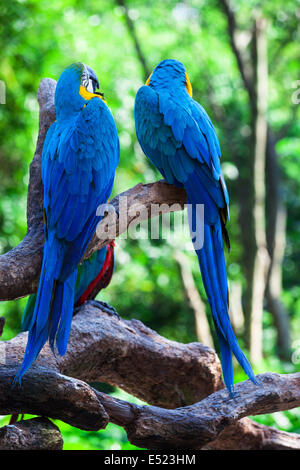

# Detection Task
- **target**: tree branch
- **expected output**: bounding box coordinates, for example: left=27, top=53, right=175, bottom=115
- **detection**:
left=124, top=371, right=300, bottom=450
left=203, top=417, right=300, bottom=450
left=3, top=305, right=222, bottom=408
left=115, top=0, right=151, bottom=81
left=1, top=304, right=299, bottom=450
left=218, top=0, right=254, bottom=103
left=0, top=417, right=63, bottom=450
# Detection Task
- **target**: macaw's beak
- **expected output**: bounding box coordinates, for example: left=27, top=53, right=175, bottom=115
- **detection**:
left=86, top=65, right=105, bottom=99
left=86, top=65, right=99, bottom=89
left=94, top=90, right=105, bottom=99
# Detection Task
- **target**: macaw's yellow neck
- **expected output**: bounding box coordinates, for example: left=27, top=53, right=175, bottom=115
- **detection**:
left=79, top=85, right=107, bottom=104
left=145, top=71, right=193, bottom=97
left=145, top=73, right=152, bottom=86
left=185, top=73, right=192, bottom=97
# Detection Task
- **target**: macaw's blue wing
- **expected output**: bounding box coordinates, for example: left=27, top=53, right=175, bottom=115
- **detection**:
left=15, top=97, right=119, bottom=383
left=21, top=242, right=115, bottom=332
left=135, top=85, right=256, bottom=394
left=42, top=98, right=119, bottom=279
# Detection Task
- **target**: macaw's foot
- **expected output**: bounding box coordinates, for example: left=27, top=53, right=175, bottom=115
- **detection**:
left=226, top=389, right=240, bottom=400
left=73, top=305, right=82, bottom=316
left=86, top=300, right=121, bottom=320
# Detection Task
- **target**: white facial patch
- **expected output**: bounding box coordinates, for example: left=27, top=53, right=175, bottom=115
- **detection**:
left=87, top=79, right=94, bottom=93
left=81, top=65, right=90, bottom=89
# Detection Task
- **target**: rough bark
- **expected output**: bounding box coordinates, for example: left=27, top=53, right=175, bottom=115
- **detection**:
left=204, top=418, right=300, bottom=450
left=1, top=305, right=300, bottom=450
left=0, top=78, right=56, bottom=301
left=10, top=305, right=222, bottom=407
left=124, top=371, right=300, bottom=450
left=0, top=417, right=63, bottom=450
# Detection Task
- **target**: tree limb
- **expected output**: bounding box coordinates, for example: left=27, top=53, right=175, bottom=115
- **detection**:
left=3, top=305, right=222, bottom=408
left=0, top=417, right=63, bottom=450
left=115, top=0, right=151, bottom=81
left=1, top=305, right=299, bottom=450
left=218, top=0, right=254, bottom=103
left=124, top=371, right=300, bottom=450
left=203, top=417, right=300, bottom=450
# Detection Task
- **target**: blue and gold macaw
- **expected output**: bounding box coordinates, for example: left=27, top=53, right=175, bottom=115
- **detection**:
left=21, top=241, right=115, bottom=332
left=15, top=63, right=120, bottom=383
left=10, top=242, right=114, bottom=423
left=134, top=59, right=257, bottom=395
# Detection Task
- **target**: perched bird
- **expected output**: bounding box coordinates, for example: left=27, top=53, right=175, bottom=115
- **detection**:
left=134, top=59, right=257, bottom=395
left=21, top=241, right=115, bottom=332
left=14, top=63, right=120, bottom=383
left=9, top=242, right=114, bottom=423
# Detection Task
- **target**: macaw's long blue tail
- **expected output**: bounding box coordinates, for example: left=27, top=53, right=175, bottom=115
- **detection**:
left=14, top=249, right=77, bottom=385
left=21, top=294, right=37, bottom=332
left=187, top=198, right=257, bottom=395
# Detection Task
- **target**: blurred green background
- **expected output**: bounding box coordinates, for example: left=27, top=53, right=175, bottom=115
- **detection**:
left=0, top=0, right=299, bottom=450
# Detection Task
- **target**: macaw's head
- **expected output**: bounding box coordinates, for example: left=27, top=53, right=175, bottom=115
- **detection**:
left=55, top=62, right=105, bottom=118
left=145, top=59, right=192, bottom=97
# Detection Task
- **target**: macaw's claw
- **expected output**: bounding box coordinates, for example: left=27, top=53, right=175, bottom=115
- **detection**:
left=228, top=389, right=240, bottom=400
left=86, top=300, right=121, bottom=319
left=73, top=305, right=82, bottom=316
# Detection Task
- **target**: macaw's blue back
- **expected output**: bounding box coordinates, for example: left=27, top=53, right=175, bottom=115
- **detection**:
left=15, top=63, right=120, bottom=383
left=134, top=59, right=257, bottom=395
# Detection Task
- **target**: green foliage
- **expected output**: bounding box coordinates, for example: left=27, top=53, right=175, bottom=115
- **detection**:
left=0, top=0, right=299, bottom=448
